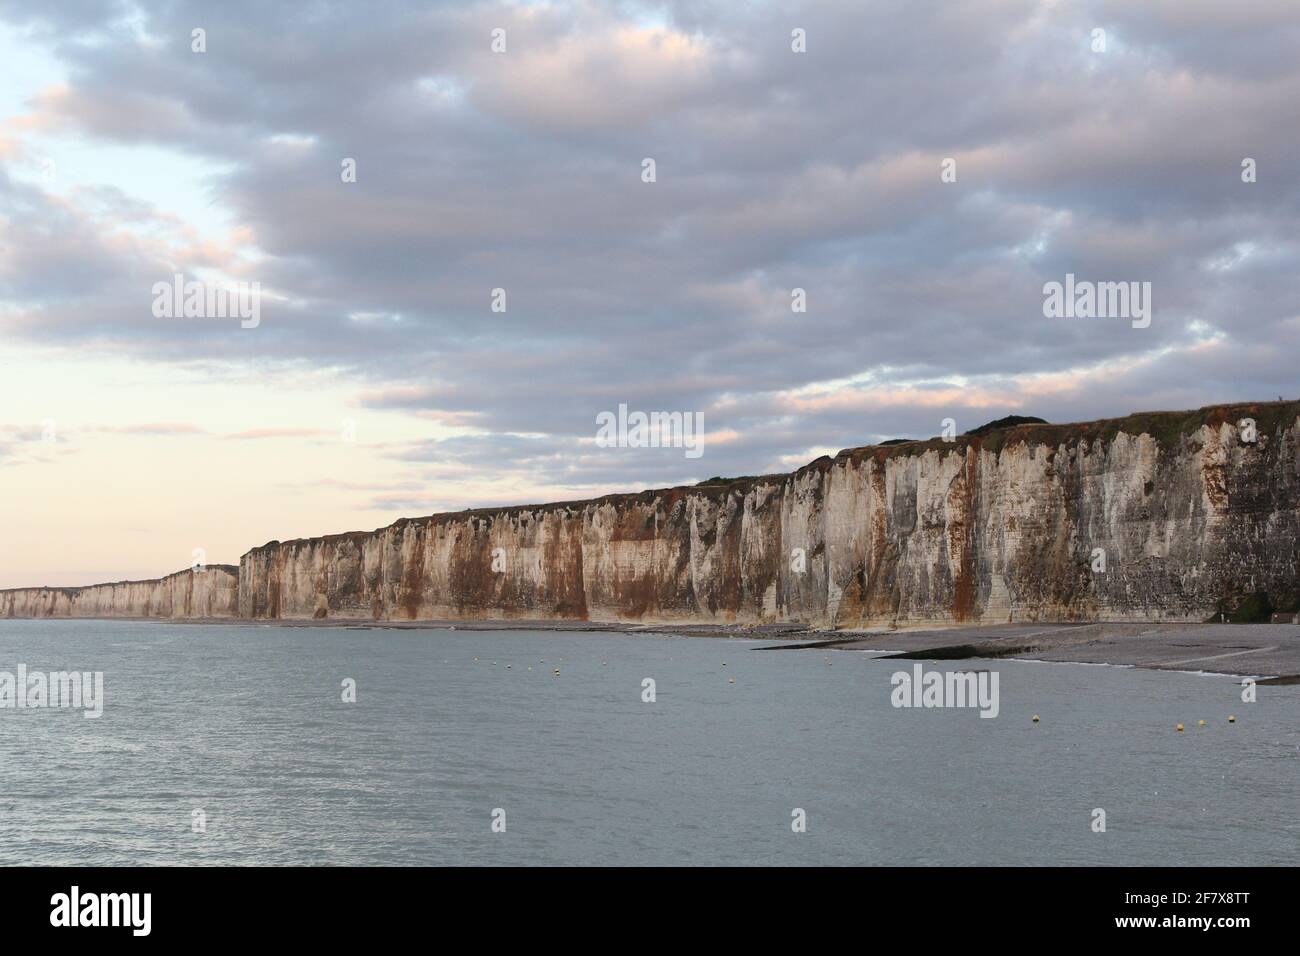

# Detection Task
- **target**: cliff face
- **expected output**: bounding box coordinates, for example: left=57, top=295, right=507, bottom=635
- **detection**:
left=5, top=402, right=1298, bottom=627
left=1, top=566, right=239, bottom=619
left=240, top=402, right=1300, bottom=627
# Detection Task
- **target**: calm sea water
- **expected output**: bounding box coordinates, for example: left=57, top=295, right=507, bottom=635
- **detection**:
left=0, top=620, right=1295, bottom=866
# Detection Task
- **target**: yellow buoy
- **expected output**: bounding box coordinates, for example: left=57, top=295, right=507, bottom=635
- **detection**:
left=1228, top=715, right=1236, bottom=723
left=1176, top=724, right=1184, bottom=732
left=1032, top=715, right=1040, bottom=723
left=1198, top=720, right=1206, bottom=727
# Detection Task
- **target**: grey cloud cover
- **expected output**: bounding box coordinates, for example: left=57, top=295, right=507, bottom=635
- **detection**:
left=1, top=0, right=1297, bottom=495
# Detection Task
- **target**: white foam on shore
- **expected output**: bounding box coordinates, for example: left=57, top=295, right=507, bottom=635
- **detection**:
left=850, top=649, right=1273, bottom=680
left=1003, top=656, right=1269, bottom=680
left=1005, top=657, right=1134, bottom=669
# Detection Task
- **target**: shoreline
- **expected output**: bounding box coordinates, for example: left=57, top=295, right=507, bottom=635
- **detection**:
left=4, top=616, right=1296, bottom=681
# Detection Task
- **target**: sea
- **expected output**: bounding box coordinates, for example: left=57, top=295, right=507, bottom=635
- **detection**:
left=0, top=619, right=1295, bottom=866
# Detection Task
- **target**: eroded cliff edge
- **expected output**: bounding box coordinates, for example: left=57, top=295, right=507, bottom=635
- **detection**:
left=5, top=401, right=1298, bottom=627
left=1, top=566, right=239, bottom=619
left=242, top=401, right=1299, bottom=627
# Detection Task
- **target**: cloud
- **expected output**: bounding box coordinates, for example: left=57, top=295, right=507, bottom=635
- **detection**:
left=84, top=422, right=208, bottom=436
left=0, top=0, right=1297, bottom=504
left=223, top=427, right=332, bottom=440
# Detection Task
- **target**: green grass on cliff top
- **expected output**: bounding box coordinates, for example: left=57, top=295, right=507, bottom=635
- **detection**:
left=830, top=398, right=1300, bottom=462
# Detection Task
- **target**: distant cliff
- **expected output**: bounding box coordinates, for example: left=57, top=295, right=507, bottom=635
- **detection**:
left=5, top=401, right=1298, bottom=627
left=1, top=566, right=239, bottom=619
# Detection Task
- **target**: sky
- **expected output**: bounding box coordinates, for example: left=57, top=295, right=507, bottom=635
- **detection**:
left=1, top=0, right=1297, bottom=587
